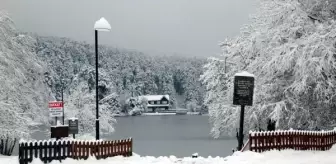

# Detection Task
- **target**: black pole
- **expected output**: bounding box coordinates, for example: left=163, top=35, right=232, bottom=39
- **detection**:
left=62, top=83, right=64, bottom=125
left=224, top=57, right=227, bottom=73
left=238, top=105, right=245, bottom=151
left=95, top=30, right=100, bottom=140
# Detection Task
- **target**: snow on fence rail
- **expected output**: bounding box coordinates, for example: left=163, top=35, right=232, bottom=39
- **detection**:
left=18, top=138, right=132, bottom=164
left=249, top=130, right=336, bottom=152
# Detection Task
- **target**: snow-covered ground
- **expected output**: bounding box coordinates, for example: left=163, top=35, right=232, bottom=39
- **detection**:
left=3, top=145, right=336, bottom=164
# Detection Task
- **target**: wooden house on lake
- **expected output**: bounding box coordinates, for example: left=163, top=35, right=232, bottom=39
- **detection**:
left=142, top=95, right=170, bottom=112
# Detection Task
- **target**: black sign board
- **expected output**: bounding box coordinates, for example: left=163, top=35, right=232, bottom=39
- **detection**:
left=68, top=119, right=79, bottom=134
left=51, top=126, right=69, bottom=139
left=233, top=75, right=254, bottom=106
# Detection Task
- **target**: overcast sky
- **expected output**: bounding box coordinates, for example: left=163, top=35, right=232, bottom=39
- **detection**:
left=1, top=0, right=256, bottom=57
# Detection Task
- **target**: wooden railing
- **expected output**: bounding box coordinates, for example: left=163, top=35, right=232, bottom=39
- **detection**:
left=19, top=138, right=132, bottom=164
left=249, top=130, right=336, bottom=152
left=241, top=139, right=250, bottom=152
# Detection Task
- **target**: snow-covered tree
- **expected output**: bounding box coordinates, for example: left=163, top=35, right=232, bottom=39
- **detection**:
left=0, top=12, right=52, bottom=155
left=202, top=0, right=336, bottom=138
left=65, top=80, right=117, bottom=137
left=125, top=96, right=148, bottom=114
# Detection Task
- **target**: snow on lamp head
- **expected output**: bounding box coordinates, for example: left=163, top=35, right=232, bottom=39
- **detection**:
left=94, top=17, right=111, bottom=32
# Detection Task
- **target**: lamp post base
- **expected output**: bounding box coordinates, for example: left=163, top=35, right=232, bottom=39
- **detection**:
left=96, top=119, right=100, bottom=140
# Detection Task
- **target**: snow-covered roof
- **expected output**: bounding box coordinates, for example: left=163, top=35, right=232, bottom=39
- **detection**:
left=94, top=17, right=111, bottom=31
left=68, top=117, right=78, bottom=121
left=234, top=71, right=255, bottom=77
left=142, top=95, right=169, bottom=101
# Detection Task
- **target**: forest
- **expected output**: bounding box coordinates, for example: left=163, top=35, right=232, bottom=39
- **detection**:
left=34, top=35, right=206, bottom=113
left=0, top=11, right=207, bottom=138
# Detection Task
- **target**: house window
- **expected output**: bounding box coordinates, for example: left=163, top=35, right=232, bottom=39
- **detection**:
left=154, top=101, right=158, bottom=104
left=162, top=101, right=168, bottom=104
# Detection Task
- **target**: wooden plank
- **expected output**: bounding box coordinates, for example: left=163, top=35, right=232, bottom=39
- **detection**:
left=129, top=138, right=133, bottom=156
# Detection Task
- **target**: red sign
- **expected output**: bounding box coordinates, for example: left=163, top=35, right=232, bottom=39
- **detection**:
left=49, top=101, right=64, bottom=108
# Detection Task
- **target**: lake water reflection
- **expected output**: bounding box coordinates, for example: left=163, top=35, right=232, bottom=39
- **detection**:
left=105, top=115, right=237, bottom=157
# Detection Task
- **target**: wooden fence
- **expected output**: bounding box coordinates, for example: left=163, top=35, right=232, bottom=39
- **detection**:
left=19, top=138, right=132, bottom=164
left=249, top=130, right=336, bottom=152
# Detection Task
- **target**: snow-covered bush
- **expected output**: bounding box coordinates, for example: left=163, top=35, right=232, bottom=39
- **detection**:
left=128, top=106, right=142, bottom=116
left=202, top=0, right=336, bottom=138
left=186, top=100, right=198, bottom=112
left=126, top=96, right=148, bottom=113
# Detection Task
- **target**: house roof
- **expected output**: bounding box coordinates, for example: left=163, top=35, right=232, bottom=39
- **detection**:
left=142, top=95, right=169, bottom=101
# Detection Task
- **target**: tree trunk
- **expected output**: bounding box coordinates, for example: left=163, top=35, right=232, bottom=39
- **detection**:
left=0, top=137, right=16, bottom=156
left=0, top=139, right=3, bottom=154
left=9, top=138, right=17, bottom=155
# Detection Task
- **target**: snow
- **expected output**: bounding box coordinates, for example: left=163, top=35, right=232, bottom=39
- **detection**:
left=56, top=120, right=62, bottom=126
left=147, top=104, right=170, bottom=107
left=68, top=117, right=78, bottom=121
left=50, top=125, right=69, bottom=128
left=75, top=134, right=95, bottom=140
left=142, top=95, right=170, bottom=101
left=142, top=112, right=176, bottom=116
left=249, top=129, right=336, bottom=136
left=140, top=112, right=201, bottom=116
left=94, top=17, right=111, bottom=31
left=187, top=112, right=199, bottom=115
left=4, top=145, right=336, bottom=163
left=234, top=71, right=255, bottom=77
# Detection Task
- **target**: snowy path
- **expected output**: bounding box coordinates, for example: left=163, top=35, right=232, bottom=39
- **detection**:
left=2, top=146, right=336, bottom=164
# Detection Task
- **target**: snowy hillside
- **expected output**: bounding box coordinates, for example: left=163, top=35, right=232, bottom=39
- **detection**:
left=33, top=35, right=206, bottom=112
left=0, top=12, right=52, bottom=139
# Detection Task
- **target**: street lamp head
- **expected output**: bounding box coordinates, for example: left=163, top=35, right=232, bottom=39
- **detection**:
left=94, top=17, right=111, bottom=32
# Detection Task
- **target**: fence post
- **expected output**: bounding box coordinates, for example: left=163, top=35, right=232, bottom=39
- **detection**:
left=23, top=142, right=28, bottom=164
left=248, top=134, right=252, bottom=151
left=112, top=140, right=115, bottom=156
left=33, top=142, right=38, bottom=159
left=18, top=142, right=23, bottom=164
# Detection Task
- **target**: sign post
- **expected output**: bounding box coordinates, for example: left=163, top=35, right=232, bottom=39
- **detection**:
left=49, top=101, right=64, bottom=126
left=49, top=101, right=67, bottom=140
left=49, top=101, right=64, bottom=118
left=233, top=71, right=255, bottom=151
left=68, top=118, right=79, bottom=139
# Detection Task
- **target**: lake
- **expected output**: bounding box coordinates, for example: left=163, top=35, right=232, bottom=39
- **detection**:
left=24, top=115, right=237, bottom=158
left=105, top=115, right=237, bottom=157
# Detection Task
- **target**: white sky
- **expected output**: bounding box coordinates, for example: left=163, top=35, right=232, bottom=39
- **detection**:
left=1, top=0, right=257, bottom=57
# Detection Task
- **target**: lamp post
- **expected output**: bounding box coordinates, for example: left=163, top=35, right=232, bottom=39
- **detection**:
left=94, top=17, right=111, bottom=140
left=61, top=78, right=65, bottom=125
